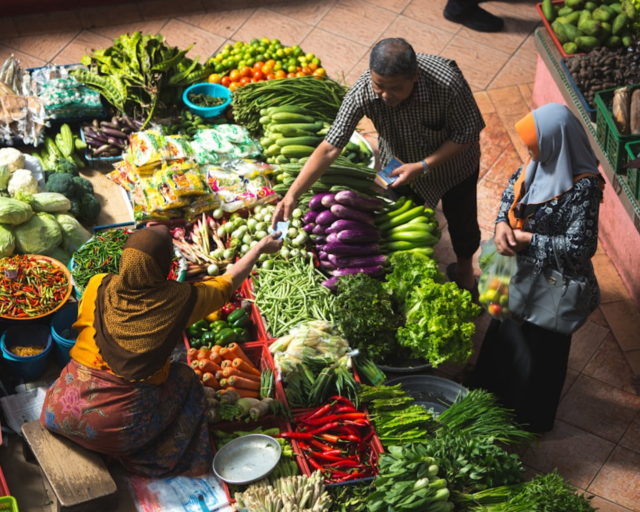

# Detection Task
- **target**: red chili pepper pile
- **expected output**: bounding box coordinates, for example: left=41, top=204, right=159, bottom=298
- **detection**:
left=0, top=255, right=70, bottom=318
left=275, top=396, right=378, bottom=484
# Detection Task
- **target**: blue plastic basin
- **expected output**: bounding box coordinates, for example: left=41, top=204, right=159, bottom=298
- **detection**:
left=182, top=83, right=231, bottom=118
left=50, top=303, right=79, bottom=367
left=1, top=324, right=52, bottom=381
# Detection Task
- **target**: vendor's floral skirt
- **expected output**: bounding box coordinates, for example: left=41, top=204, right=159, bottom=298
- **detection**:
left=40, top=359, right=212, bottom=477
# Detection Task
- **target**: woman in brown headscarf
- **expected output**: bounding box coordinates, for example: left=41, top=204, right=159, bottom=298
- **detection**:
left=40, top=225, right=282, bottom=477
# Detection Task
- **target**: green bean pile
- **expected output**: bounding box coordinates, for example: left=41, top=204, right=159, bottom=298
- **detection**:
left=253, top=257, right=336, bottom=337
left=231, top=76, right=347, bottom=134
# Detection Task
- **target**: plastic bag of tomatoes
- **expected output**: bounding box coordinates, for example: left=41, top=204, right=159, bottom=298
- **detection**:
left=206, top=38, right=327, bottom=91
left=478, top=238, right=517, bottom=320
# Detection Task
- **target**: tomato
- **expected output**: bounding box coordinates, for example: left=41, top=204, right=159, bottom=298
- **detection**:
left=220, top=76, right=231, bottom=87
left=488, top=303, right=502, bottom=317
left=240, top=66, right=252, bottom=78
left=295, top=71, right=306, bottom=78
left=274, top=69, right=286, bottom=79
left=266, top=59, right=276, bottom=68
left=229, top=82, right=239, bottom=93
left=286, top=72, right=296, bottom=78
left=229, top=69, right=241, bottom=82
left=250, top=78, right=257, bottom=83
left=253, top=61, right=265, bottom=70
left=239, top=76, right=250, bottom=86
left=266, top=73, right=276, bottom=80
left=309, top=62, right=318, bottom=72
left=208, top=73, right=222, bottom=84
left=250, top=70, right=262, bottom=82
left=301, top=66, right=311, bottom=75
left=488, top=278, right=501, bottom=290
left=313, top=68, right=326, bottom=77
left=261, top=64, right=272, bottom=75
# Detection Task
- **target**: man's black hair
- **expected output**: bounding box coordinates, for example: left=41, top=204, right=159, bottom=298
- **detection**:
left=369, top=38, right=417, bottom=80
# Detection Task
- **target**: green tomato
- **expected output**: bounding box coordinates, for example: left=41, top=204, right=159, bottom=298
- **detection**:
left=271, top=38, right=281, bottom=45
left=287, top=65, right=297, bottom=74
left=223, top=248, right=235, bottom=260
left=214, top=63, right=224, bottom=73
left=255, top=54, right=265, bottom=63
left=234, top=41, right=244, bottom=48
left=250, top=38, right=260, bottom=46
left=273, top=61, right=283, bottom=71
left=275, top=48, right=285, bottom=58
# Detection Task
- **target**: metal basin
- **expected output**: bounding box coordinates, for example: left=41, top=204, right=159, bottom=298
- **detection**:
left=385, top=375, right=467, bottom=415
left=212, top=434, right=281, bottom=485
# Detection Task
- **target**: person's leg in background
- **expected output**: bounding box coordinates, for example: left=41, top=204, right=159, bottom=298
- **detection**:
left=443, top=0, right=504, bottom=32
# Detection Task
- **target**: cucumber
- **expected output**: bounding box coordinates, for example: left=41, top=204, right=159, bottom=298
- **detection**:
left=275, top=154, right=289, bottom=164
left=270, top=112, right=317, bottom=124
left=280, top=145, right=317, bottom=158
left=270, top=122, right=323, bottom=135
left=259, top=115, right=270, bottom=125
left=273, top=184, right=289, bottom=194
left=275, top=136, right=323, bottom=147
left=265, top=144, right=281, bottom=157
left=266, top=105, right=312, bottom=116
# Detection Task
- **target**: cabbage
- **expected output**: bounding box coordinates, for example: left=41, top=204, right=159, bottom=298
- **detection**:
left=0, top=164, right=10, bottom=190
left=0, top=224, right=15, bottom=257
left=55, top=214, right=91, bottom=253
left=14, top=212, right=62, bottom=255
left=0, top=197, right=33, bottom=225
left=32, top=193, right=71, bottom=213
left=48, top=246, right=70, bottom=265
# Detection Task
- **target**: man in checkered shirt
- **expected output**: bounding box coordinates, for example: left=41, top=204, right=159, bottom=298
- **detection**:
left=273, top=38, right=485, bottom=294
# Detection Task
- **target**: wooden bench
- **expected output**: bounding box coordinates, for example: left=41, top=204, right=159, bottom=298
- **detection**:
left=21, top=421, right=118, bottom=512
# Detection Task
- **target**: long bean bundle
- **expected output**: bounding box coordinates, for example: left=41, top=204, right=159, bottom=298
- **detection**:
left=253, top=257, right=336, bottom=337
left=231, top=76, right=348, bottom=134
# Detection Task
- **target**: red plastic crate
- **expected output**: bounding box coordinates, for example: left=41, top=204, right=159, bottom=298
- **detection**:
left=0, top=464, right=9, bottom=497
left=535, top=1, right=586, bottom=58
left=241, top=278, right=270, bottom=341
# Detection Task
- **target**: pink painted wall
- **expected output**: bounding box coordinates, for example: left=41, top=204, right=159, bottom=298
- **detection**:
left=532, top=55, right=640, bottom=309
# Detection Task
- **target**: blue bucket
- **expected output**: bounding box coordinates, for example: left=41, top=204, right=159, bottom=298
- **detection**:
left=50, top=303, right=79, bottom=367
left=1, top=324, right=52, bottom=381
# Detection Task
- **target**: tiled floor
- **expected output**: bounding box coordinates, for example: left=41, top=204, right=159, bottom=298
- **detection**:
left=0, top=0, right=639, bottom=510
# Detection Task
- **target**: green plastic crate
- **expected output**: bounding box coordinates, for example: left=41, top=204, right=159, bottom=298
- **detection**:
left=625, top=141, right=640, bottom=202
left=0, top=497, right=18, bottom=512
left=594, top=84, right=640, bottom=174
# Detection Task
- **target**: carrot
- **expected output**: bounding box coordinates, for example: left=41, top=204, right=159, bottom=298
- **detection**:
left=227, top=375, right=260, bottom=391
left=226, top=343, right=253, bottom=366
left=211, top=345, right=223, bottom=355
left=221, top=359, right=232, bottom=368
left=215, top=371, right=224, bottom=381
left=225, top=386, right=260, bottom=398
left=219, top=347, right=236, bottom=362
left=188, top=347, right=198, bottom=360
left=232, top=358, right=261, bottom=377
left=222, top=367, right=260, bottom=382
left=190, top=360, right=200, bottom=371
left=202, top=372, right=221, bottom=389
left=198, top=359, right=222, bottom=374
left=196, top=348, right=211, bottom=360
left=219, top=378, right=228, bottom=388
left=193, top=369, right=203, bottom=380
left=209, top=353, right=222, bottom=365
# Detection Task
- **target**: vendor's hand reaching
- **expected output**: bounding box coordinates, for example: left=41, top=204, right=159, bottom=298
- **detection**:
left=390, top=162, right=423, bottom=188
left=271, top=194, right=296, bottom=229
left=256, top=233, right=284, bottom=254
left=495, top=221, right=517, bottom=256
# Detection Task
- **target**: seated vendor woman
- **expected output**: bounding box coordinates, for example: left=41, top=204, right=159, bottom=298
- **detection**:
left=40, top=225, right=282, bottom=477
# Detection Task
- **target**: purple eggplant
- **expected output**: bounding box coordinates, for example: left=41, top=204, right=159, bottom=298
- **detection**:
left=330, top=219, right=377, bottom=233
left=330, top=204, right=374, bottom=225
left=318, top=251, right=328, bottom=261
left=321, top=276, right=340, bottom=293
left=303, top=223, right=316, bottom=234
left=321, top=193, right=337, bottom=209
left=316, top=210, right=338, bottom=226
left=325, top=226, right=336, bottom=235
left=324, top=242, right=380, bottom=256
left=309, top=193, right=332, bottom=211
left=315, top=236, right=326, bottom=245
left=332, top=266, right=384, bottom=277
left=319, top=259, right=336, bottom=271
left=303, top=211, right=319, bottom=224
left=313, top=224, right=326, bottom=235
left=326, top=233, right=339, bottom=244
left=332, top=254, right=387, bottom=268
left=337, top=229, right=380, bottom=244
left=335, top=190, right=383, bottom=212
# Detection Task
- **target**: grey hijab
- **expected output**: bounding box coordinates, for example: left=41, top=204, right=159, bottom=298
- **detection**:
left=520, top=103, right=599, bottom=207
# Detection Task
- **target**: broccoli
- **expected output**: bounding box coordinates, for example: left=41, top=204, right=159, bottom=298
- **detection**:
left=53, top=157, right=79, bottom=176
left=78, top=193, right=100, bottom=225
left=45, top=173, right=76, bottom=199
left=72, top=176, right=93, bottom=198
left=69, top=199, right=80, bottom=218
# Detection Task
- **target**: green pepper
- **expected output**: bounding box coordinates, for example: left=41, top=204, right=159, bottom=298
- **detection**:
left=194, top=319, right=209, bottom=332
left=190, top=336, right=203, bottom=349
left=215, top=328, right=237, bottom=347
left=232, top=327, right=248, bottom=342
left=201, top=331, right=217, bottom=347
left=186, top=324, right=202, bottom=340
left=227, top=309, right=249, bottom=328
left=209, top=320, right=229, bottom=333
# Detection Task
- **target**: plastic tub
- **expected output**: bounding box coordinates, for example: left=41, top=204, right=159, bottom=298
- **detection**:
left=51, top=303, right=79, bottom=367
left=384, top=375, right=467, bottom=416
left=182, top=83, right=231, bottom=118
left=0, top=324, right=52, bottom=381
left=0, top=497, right=17, bottom=512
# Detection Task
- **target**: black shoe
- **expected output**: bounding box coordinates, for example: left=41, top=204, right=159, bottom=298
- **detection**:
left=443, top=5, right=505, bottom=33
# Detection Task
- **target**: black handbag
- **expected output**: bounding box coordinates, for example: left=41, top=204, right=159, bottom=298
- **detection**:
left=508, top=238, right=591, bottom=336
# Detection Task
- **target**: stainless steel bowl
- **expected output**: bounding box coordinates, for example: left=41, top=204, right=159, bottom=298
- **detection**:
left=212, top=434, right=281, bottom=485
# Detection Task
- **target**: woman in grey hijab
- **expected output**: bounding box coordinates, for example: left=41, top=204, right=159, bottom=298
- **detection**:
left=471, top=103, right=604, bottom=433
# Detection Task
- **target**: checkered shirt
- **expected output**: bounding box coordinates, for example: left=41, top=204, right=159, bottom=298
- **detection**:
left=325, top=53, right=485, bottom=207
